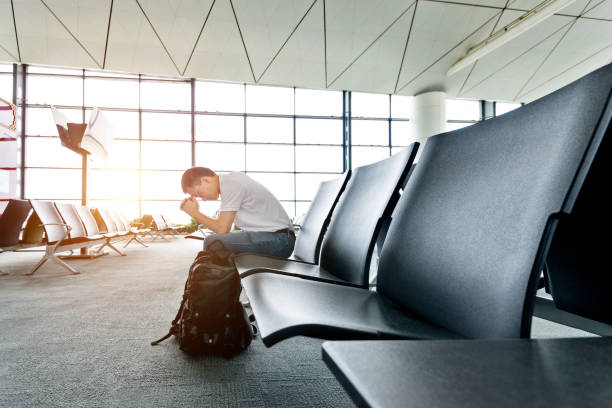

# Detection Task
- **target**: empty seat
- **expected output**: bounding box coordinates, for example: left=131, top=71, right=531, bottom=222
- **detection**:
left=74, top=205, right=126, bottom=256
left=237, top=148, right=417, bottom=288
left=242, top=63, right=612, bottom=346
left=0, top=199, right=36, bottom=275
left=234, top=172, right=350, bottom=275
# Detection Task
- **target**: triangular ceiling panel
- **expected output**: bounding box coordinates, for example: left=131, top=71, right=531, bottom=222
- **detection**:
left=509, top=0, right=590, bottom=16
left=520, top=44, right=612, bottom=102
left=325, top=0, right=412, bottom=87
left=104, top=0, right=179, bottom=75
left=44, top=0, right=111, bottom=67
left=517, top=17, right=612, bottom=99
left=584, top=0, right=612, bottom=22
left=14, top=0, right=101, bottom=68
left=232, top=0, right=314, bottom=80
left=0, top=0, right=19, bottom=62
left=329, top=3, right=415, bottom=94
left=439, top=0, right=507, bottom=6
left=258, top=0, right=325, bottom=89
left=184, top=0, right=254, bottom=83
left=459, top=12, right=573, bottom=97
left=396, top=1, right=500, bottom=95
left=461, top=24, right=570, bottom=101
left=137, top=0, right=214, bottom=74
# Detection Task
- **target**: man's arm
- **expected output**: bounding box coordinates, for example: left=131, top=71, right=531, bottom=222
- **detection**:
left=181, top=198, right=236, bottom=234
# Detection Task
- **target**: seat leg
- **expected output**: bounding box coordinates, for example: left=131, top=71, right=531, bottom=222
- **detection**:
left=135, top=236, right=148, bottom=247
left=123, top=236, right=135, bottom=248
left=107, top=242, right=126, bottom=256
left=25, top=254, right=49, bottom=276
left=50, top=254, right=80, bottom=275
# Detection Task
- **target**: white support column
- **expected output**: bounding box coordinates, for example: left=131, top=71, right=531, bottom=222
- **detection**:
left=411, top=91, right=446, bottom=161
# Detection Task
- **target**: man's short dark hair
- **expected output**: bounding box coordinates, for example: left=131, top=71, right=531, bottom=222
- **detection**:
left=181, top=167, right=216, bottom=193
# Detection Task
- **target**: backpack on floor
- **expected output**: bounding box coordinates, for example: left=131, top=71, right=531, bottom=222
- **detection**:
left=151, top=241, right=254, bottom=357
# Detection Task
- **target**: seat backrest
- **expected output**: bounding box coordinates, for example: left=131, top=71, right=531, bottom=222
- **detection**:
left=0, top=199, right=32, bottom=247
left=544, top=121, right=612, bottom=325
left=109, top=210, right=128, bottom=232
left=75, top=205, right=101, bottom=236
left=292, top=172, right=350, bottom=264
left=377, top=63, right=612, bottom=339
left=319, top=145, right=418, bottom=287
left=54, top=203, right=87, bottom=239
left=29, top=200, right=70, bottom=244
left=152, top=214, right=167, bottom=230
left=118, top=211, right=133, bottom=230
left=141, top=214, right=153, bottom=229
left=97, top=208, right=118, bottom=233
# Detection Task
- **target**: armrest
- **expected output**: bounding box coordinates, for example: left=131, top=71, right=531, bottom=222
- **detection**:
left=40, top=222, right=72, bottom=244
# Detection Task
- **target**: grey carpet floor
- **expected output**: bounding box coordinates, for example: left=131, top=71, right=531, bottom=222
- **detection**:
left=0, top=238, right=595, bottom=407
left=0, top=238, right=354, bottom=408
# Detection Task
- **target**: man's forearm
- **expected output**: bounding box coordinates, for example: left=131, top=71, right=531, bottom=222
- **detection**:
left=191, top=211, right=231, bottom=234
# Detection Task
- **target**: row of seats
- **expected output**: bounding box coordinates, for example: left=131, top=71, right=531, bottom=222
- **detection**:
left=237, top=63, right=612, bottom=347
left=0, top=200, right=180, bottom=276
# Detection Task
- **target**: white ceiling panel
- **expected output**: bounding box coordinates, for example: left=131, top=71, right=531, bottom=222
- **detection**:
left=138, top=0, right=214, bottom=74
left=329, top=3, right=415, bottom=94
left=44, top=0, right=111, bottom=67
left=325, top=0, right=412, bottom=86
left=521, top=43, right=612, bottom=101
left=509, top=0, right=591, bottom=16
left=184, top=0, right=254, bottom=83
left=436, top=0, right=508, bottom=7
left=396, top=2, right=500, bottom=92
left=104, top=0, right=179, bottom=75
left=0, top=0, right=19, bottom=61
left=258, top=0, right=325, bottom=89
left=232, top=0, right=314, bottom=80
left=460, top=12, right=573, bottom=96
left=517, top=17, right=612, bottom=98
left=584, top=0, right=612, bottom=20
left=461, top=24, right=570, bottom=100
left=14, top=0, right=101, bottom=69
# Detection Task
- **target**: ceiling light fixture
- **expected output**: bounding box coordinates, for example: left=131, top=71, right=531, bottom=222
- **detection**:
left=447, top=0, right=576, bottom=76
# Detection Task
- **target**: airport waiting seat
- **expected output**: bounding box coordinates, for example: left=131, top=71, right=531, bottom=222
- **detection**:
left=150, top=214, right=172, bottom=240
left=27, top=200, right=107, bottom=275
left=237, top=148, right=417, bottom=288
left=0, top=199, right=37, bottom=275
left=234, top=171, right=350, bottom=276
left=532, top=119, right=612, bottom=332
left=117, top=210, right=152, bottom=241
left=108, top=209, right=148, bottom=248
left=241, top=63, right=612, bottom=346
left=161, top=215, right=182, bottom=235
left=73, top=205, right=126, bottom=257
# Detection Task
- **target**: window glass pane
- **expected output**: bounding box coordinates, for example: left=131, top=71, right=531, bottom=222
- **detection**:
left=446, top=99, right=480, bottom=121
left=141, top=141, right=191, bottom=170
left=295, top=145, right=343, bottom=173
left=142, top=112, right=190, bottom=140
left=391, top=120, right=414, bottom=146
left=351, top=120, right=388, bottom=145
left=446, top=122, right=475, bottom=132
left=0, top=63, right=13, bottom=72
left=85, top=70, right=138, bottom=79
left=295, top=201, right=311, bottom=218
left=27, top=107, right=82, bottom=136
left=496, top=102, right=521, bottom=116
left=87, top=109, right=138, bottom=139
left=196, top=142, right=245, bottom=172
left=295, top=88, right=342, bottom=116
left=141, top=80, right=191, bottom=111
left=246, top=85, right=293, bottom=115
left=246, top=144, right=293, bottom=172
left=247, top=172, right=294, bottom=201
left=141, top=170, right=183, bottom=200
left=295, top=173, right=338, bottom=201
left=25, top=168, right=81, bottom=199
left=28, top=66, right=82, bottom=75
left=391, top=146, right=410, bottom=157
left=195, top=199, right=222, bottom=218
left=196, top=115, right=243, bottom=142
left=351, top=146, right=389, bottom=168
left=140, top=200, right=190, bottom=224
left=391, top=95, right=412, bottom=119
left=89, top=200, right=140, bottom=221
left=85, top=78, right=139, bottom=108
left=296, top=119, right=342, bottom=145
left=25, top=137, right=82, bottom=168
left=1, top=74, right=13, bottom=99
left=196, top=81, right=244, bottom=113
left=27, top=75, right=83, bottom=106
left=90, top=139, right=139, bottom=169
left=89, top=169, right=138, bottom=200
left=247, top=117, right=292, bottom=143
left=351, top=92, right=389, bottom=118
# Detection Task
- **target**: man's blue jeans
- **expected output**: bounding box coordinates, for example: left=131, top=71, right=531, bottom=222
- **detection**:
left=204, top=230, right=295, bottom=258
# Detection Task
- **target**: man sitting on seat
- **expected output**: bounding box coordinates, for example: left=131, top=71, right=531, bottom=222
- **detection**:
left=180, top=166, right=295, bottom=257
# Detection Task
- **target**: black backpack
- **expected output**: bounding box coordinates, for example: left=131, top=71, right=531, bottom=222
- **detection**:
left=151, top=242, right=254, bottom=357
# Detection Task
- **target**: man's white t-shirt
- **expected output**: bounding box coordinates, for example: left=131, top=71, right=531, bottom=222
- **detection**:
left=219, top=172, right=292, bottom=232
